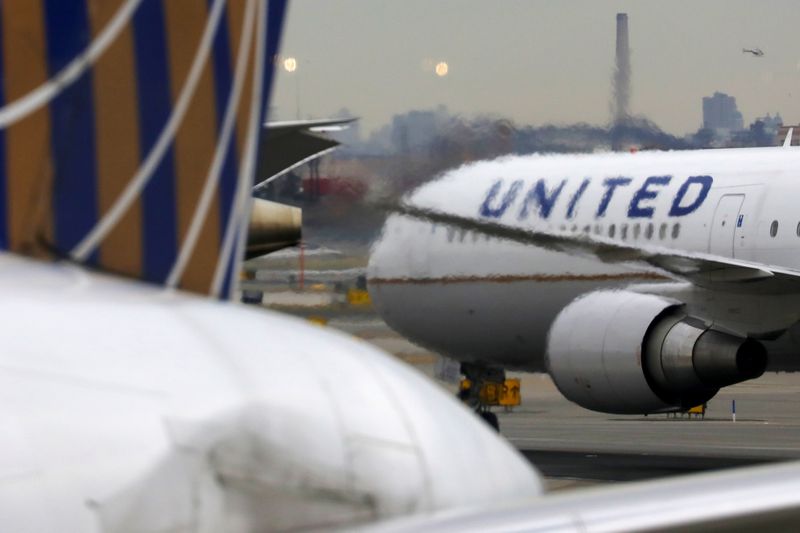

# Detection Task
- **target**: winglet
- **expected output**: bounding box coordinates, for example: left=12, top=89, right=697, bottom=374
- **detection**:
left=783, top=128, right=794, bottom=148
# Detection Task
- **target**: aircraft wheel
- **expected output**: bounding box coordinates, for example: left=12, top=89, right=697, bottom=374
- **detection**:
left=479, top=411, right=500, bottom=432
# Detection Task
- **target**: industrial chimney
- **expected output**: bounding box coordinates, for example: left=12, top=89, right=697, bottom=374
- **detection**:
left=612, top=13, right=631, bottom=150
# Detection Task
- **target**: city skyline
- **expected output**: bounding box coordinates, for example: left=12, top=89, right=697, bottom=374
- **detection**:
left=271, top=1, right=800, bottom=137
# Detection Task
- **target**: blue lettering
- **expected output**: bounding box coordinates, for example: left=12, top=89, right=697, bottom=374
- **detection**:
left=518, top=179, right=566, bottom=220
left=479, top=179, right=523, bottom=218
left=566, top=178, right=591, bottom=219
left=628, top=176, right=671, bottom=218
left=669, top=175, right=713, bottom=217
left=596, top=177, right=632, bottom=218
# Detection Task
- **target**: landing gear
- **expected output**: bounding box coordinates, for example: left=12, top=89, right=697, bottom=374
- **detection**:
left=459, top=363, right=505, bottom=432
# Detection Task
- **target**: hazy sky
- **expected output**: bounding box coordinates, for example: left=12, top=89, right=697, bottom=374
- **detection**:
left=271, top=1, right=800, bottom=136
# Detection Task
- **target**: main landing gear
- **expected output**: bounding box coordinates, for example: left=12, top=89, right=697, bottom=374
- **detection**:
left=459, top=363, right=505, bottom=432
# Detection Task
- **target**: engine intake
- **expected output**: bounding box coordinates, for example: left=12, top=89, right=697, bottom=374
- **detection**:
left=546, top=291, right=767, bottom=414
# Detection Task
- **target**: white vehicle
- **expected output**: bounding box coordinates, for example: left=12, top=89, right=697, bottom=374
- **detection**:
left=0, top=0, right=543, bottom=530
left=369, top=141, right=800, bottom=416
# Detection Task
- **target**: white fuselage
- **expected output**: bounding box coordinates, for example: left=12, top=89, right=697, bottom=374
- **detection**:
left=368, top=147, right=800, bottom=371
left=0, top=253, right=541, bottom=532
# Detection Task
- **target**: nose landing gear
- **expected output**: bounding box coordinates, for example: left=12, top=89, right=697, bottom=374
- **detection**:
left=459, top=363, right=506, bottom=432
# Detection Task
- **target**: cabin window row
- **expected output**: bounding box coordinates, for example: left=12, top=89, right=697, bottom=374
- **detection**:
left=596, top=222, right=680, bottom=241
left=768, top=220, right=800, bottom=238
left=438, top=222, right=683, bottom=243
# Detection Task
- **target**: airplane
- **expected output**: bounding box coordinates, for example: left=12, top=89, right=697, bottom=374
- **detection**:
left=245, top=117, right=358, bottom=260
left=743, top=47, right=764, bottom=57
left=0, top=0, right=545, bottom=530
left=368, top=132, right=800, bottom=424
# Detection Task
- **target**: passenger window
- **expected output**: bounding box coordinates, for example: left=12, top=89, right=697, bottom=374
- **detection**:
left=796, top=222, right=800, bottom=237
left=633, top=223, right=641, bottom=240
left=645, top=223, right=654, bottom=240
left=659, top=223, right=667, bottom=240
left=770, top=220, right=779, bottom=238
left=594, top=224, right=602, bottom=235
left=609, top=224, right=616, bottom=238
left=621, top=224, right=628, bottom=240
left=672, top=223, right=680, bottom=239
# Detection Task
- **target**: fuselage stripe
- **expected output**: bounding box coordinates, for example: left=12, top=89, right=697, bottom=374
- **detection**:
left=1, top=2, right=52, bottom=254
left=163, top=0, right=220, bottom=292
left=262, top=0, right=287, bottom=121
left=89, top=0, right=143, bottom=277
left=0, top=7, right=7, bottom=249
left=43, top=0, right=100, bottom=262
left=132, top=1, right=177, bottom=283
left=208, top=1, right=239, bottom=248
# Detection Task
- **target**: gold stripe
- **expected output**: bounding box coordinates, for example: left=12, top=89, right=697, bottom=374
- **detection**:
left=369, top=272, right=669, bottom=285
left=88, top=0, right=143, bottom=277
left=163, top=0, right=220, bottom=293
left=1, top=2, right=53, bottom=256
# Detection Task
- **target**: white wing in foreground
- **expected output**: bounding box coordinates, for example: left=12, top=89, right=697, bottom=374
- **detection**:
left=368, top=459, right=800, bottom=532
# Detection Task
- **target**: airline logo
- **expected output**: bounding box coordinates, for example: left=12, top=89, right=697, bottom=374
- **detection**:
left=479, top=175, right=713, bottom=221
left=0, top=0, right=288, bottom=298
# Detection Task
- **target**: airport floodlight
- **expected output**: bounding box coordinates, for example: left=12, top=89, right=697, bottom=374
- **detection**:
left=283, top=57, right=298, bottom=72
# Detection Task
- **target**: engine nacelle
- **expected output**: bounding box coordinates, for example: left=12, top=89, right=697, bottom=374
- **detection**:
left=546, top=291, right=767, bottom=414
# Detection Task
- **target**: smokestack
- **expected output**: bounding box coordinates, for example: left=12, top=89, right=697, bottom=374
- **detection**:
left=613, top=13, right=630, bottom=124
left=611, top=13, right=631, bottom=151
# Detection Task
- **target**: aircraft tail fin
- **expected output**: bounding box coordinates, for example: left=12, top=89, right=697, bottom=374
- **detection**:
left=783, top=128, right=794, bottom=148
left=0, top=0, right=287, bottom=299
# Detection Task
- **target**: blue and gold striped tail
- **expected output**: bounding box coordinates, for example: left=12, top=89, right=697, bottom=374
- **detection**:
left=0, top=0, right=287, bottom=298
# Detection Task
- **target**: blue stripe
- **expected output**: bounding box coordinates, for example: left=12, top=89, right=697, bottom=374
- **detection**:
left=0, top=7, right=8, bottom=250
left=132, top=0, right=177, bottom=283
left=220, top=232, right=235, bottom=298
left=43, top=0, right=99, bottom=262
left=207, top=1, right=238, bottom=250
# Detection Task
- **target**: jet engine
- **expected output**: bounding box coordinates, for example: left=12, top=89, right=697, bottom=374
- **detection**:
left=546, top=291, right=767, bottom=414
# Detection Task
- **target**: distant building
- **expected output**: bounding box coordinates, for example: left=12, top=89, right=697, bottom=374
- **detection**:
left=387, top=106, right=451, bottom=154
left=702, top=92, right=744, bottom=136
left=755, top=112, right=783, bottom=136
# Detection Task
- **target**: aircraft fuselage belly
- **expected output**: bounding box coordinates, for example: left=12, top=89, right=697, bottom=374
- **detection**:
left=371, top=248, right=652, bottom=371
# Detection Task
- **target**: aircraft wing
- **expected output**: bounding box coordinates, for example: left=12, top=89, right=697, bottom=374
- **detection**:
left=369, top=459, right=800, bottom=532
left=388, top=202, right=800, bottom=293
left=254, top=117, right=357, bottom=189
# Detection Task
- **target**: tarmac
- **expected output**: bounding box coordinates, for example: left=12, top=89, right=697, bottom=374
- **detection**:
left=497, top=372, right=800, bottom=489
left=331, top=308, right=800, bottom=490
left=254, top=274, right=800, bottom=492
